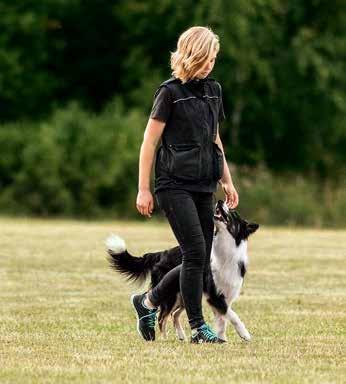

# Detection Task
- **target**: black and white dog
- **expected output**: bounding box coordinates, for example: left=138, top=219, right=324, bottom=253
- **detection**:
left=106, top=200, right=259, bottom=342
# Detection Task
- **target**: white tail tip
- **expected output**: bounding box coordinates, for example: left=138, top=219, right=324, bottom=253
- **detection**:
left=105, top=234, right=126, bottom=254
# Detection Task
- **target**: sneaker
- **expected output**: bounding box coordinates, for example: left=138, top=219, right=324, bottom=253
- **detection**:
left=191, top=323, right=225, bottom=344
left=130, top=293, right=158, bottom=341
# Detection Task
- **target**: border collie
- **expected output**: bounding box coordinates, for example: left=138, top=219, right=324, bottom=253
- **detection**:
left=106, top=200, right=259, bottom=342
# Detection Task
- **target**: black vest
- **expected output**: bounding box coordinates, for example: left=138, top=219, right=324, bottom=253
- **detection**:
left=154, top=76, right=224, bottom=194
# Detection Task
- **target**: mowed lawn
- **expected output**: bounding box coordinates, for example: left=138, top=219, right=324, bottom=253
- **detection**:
left=0, top=217, right=345, bottom=384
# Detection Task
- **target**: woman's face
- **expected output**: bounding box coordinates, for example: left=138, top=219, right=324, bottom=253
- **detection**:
left=194, top=52, right=217, bottom=79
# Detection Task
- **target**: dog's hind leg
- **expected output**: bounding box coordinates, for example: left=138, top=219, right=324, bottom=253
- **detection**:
left=225, top=307, right=251, bottom=341
left=159, top=316, right=169, bottom=340
left=172, top=306, right=186, bottom=341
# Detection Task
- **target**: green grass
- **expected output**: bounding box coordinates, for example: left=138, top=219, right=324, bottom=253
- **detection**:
left=0, top=217, right=345, bottom=383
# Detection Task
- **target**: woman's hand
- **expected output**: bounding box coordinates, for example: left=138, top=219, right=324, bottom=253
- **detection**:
left=136, top=189, right=154, bottom=218
left=220, top=182, right=239, bottom=209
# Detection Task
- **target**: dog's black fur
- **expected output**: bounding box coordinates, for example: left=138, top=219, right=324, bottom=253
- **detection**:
left=107, top=201, right=258, bottom=335
left=108, top=244, right=229, bottom=331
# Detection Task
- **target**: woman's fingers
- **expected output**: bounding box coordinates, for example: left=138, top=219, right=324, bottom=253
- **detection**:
left=138, top=204, right=148, bottom=216
left=235, top=192, right=239, bottom=207
left=136, top=190, right=154, bottom=217
left=148, top=198, right=154, bottom=216
left=144, top=203, right=150, bottom=217
left=136, top=201, right=146, bottom=215
left=136, top=200, right=153, bottom=217
left=224, top=187, right=239, bottom=209
left=230, top=190, right=239, bottom=208
left=136, top=204, right=143, bottom=215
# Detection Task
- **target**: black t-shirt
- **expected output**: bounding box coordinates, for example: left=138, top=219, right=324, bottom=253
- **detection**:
left=150, top=84, right=226, bottom=124
left=150, top=86, right=172, bottom=122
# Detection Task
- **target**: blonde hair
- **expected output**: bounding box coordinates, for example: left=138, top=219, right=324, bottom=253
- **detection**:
left=170, top=26, right=220, bottom=83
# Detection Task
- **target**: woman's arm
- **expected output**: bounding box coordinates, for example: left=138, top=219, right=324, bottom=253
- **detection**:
left=214, top=124, right=239, bottom=208
left=136, top=118, right=166, bottom=217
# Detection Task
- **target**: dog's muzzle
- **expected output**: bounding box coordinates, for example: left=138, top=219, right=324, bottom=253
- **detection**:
left=213, top=200, right=229, bottom=223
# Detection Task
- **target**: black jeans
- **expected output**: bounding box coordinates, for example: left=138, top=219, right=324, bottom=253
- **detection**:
left=148, top=188, right=215, bottom=329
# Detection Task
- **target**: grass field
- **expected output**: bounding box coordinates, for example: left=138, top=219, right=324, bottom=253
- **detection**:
left=0, top=217, right=345, bottom=383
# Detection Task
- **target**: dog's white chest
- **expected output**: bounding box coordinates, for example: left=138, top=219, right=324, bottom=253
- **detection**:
left=210, top=233, right=248, bottom=303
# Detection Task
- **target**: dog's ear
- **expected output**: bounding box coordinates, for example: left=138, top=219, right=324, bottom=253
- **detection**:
left=246, top=222, right=259, bottom=236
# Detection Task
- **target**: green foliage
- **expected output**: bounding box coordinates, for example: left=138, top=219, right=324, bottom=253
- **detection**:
left=198, top=0, right=346, bottom=177
left=0, top=105, right=345, bottom=225
left=228, top=164, right=346, bottom=227
left=0, top=100, right=145, bottom=217
left=1, top=0, right=345, bottom=175
left=0, top=1, right=61, bottom=120
left=0, top=0, right=345, bottom=221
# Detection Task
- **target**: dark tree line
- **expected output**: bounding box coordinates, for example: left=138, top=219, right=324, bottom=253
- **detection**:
left=1, top=0, right=345, bottom=179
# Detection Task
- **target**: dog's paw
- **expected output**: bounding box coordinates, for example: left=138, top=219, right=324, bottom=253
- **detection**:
left=239, top=328, right=251, bottom=342
left=176, top=329, right=186, bottom=341
left=235, top=324, right=251, bottom=342
left=105, top=234, right=126, bottom=253
left=217, top=335, right=228, bottom=342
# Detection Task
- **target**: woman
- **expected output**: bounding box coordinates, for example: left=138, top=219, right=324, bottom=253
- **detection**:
left=132, top=26, right=239, bottom=343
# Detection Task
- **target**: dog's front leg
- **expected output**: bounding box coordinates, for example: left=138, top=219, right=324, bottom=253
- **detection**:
left=210, top=307, right=228, bottom=341
left=214, top=314, right=228, bottom=342
left=225, top=307, right=251, bottom=341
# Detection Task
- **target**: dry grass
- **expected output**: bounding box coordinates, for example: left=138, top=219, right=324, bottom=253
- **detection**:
left=0, top=217, right=345, bottom=383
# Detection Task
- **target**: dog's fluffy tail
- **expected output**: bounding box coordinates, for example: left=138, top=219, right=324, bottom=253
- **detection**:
left=106, top=234, right=159, bottom=285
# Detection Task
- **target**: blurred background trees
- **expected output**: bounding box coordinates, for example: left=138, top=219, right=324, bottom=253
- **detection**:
left=0, top=0, right=345, bottom=224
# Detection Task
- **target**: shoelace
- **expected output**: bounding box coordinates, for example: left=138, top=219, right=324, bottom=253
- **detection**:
left=144, top=309, right=157, bottom=329
left=198, top=324, right=218, bottom=341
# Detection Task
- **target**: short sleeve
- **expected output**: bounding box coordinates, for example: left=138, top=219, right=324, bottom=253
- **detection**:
left=217, top=82, right=226, bottom=123
left=149, top=85, right=172, bottom=123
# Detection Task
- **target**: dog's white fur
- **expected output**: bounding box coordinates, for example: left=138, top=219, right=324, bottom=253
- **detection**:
left=106, top=233, right=126, bottom=254
left=106, top=201, right=251, bottom=342
left=210, top=233, right=250, bottom=341
left=160, top=201, right=251, bottom=342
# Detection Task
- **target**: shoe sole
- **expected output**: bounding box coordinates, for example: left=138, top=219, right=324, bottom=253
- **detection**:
left=191, top=335, right=226, bottom=344
left=130, top=294, right=154, bottom=341
left=190, top=339, right=225, bottom=344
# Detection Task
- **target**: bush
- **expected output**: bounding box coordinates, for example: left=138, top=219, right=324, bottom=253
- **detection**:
left=0, top=99, right=145, bottom=217
left=0, top=103, right=345, bottom=227
left=219, top=164, right=346, bottom=227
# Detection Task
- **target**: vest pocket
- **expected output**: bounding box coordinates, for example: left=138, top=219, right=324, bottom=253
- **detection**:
left=167, top=143, right=201, bottom=182
left=212, top=143, right=224, bottom=181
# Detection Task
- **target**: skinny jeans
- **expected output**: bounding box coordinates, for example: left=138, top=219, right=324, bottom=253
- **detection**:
left=148, top=188, right=215, bottom=329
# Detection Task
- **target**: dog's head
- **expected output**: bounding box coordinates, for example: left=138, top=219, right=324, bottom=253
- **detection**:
left=213, top=200, right=259, bottom=246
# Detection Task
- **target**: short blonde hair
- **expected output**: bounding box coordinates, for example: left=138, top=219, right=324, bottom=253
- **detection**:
left=170, top=26, right=220, bottom=83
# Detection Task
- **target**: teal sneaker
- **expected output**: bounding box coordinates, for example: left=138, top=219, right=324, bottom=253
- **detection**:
left=130, top=293, right=158, bottom=341
left=191, top=323, right=225, bottom=344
